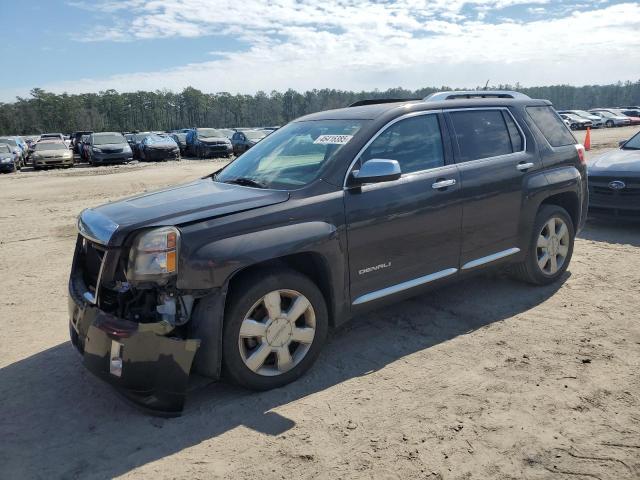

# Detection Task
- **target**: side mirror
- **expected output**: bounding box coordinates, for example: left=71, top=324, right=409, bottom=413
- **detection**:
left=350, top=159, right=401, bottom=186
left=619, top=140, right=627, bottom=148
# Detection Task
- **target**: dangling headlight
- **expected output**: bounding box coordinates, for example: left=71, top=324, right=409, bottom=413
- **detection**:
left=127, top=227, right=179, bottom=283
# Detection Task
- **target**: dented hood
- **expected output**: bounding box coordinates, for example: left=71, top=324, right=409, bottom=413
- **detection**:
left=78, top=178, right=289, bottom=246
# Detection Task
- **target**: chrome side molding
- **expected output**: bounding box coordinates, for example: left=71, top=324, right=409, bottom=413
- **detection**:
left=461, top=247, right=520, bottom=270
left=352, top=267, right=458, bottom=305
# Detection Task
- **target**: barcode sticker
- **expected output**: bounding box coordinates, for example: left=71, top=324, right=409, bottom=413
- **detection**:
left=313, top=134, right=353, bottom=145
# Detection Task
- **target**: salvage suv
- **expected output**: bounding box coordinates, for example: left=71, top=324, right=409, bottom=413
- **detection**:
left=68, top=91, right=588, bottom=415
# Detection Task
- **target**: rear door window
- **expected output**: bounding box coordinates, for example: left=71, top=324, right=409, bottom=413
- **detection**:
left=526, top=106, right=575, bottom=147
left=449, top=110, right=514, bottom=162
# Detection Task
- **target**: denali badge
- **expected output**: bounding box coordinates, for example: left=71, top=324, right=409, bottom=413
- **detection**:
left=608, top=180, right=626, bottom=190
left=359, top=262, right=391, bottom=275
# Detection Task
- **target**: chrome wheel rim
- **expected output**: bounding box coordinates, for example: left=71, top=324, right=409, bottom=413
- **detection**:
left=536, top=217, right=570, bottom=275
left=238, top=289, right=316, bottom=376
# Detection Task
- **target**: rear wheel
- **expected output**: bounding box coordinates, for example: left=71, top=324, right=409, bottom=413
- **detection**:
left=605, top=120, right=614, bottom=128
left=222, top=269, right=328, bottom=390
left=511, top=205, right=574, bottom=285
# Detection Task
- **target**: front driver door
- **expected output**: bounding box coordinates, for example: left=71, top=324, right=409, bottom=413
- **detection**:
left=344, top=112, right=463, bottom=305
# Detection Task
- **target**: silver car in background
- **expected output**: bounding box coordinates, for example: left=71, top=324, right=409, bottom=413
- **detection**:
left=558, top=110, right=604, bottom=128
left=589, top=109, right=631, bottom=127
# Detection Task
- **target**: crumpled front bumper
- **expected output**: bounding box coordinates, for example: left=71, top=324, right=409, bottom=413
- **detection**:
left=68, top=276, right=200, bottom=416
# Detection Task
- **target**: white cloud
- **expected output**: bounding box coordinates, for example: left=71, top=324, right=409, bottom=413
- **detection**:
left=2, top=1, right=639, bottom=101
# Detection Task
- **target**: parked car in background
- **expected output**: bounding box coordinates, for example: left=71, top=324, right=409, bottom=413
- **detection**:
left=185, top=128, right=233, bottom=158
left=31, top=141, right=74, bottom=169
left=0, top=143, right=22, bottom=172
left=40, top=133, right=66, bottom=142
left=0, top=137, right=27, bottom=165
left=131, top=132, right=153, bottom=159
left=558, top=110, right=604, bottom=128
left=587, top=129, right=640, bottom=220
left=170, top=132, right=187, bottom=154
left=218, top=128, right=235, bottom=140
left=139, top=134, right=181, bottom=161
left=231, top=129, right=269, bottom=155
left=87, top=132, right=133, bottom=166
left=67, top=90, right=588, bottom=415
left=589, top=110, right=632, bottom=127
left=71, top=131, right=92, bottom=153
left=559, top=113, right=592, bottom=130
left=621, top=109, right=640, bottom=118
left=604, top=109, right=640, bottom=125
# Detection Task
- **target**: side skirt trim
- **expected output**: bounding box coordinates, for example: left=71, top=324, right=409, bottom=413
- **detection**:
left=352, top=268, right=458, bottom=305
left=461, top=247, right=520, bottom=270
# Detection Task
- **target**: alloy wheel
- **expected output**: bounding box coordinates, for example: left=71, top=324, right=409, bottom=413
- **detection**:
left=238, top=289, right=316, bottom=376
left=536, top=217, right=570, bottom=275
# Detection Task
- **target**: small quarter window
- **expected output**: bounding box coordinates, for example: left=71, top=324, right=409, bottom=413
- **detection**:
left=360, top=114, right=444, bottom=174
left=449, top=110, right=513, bottom=162
left=526, top=106, right=575, bottom=147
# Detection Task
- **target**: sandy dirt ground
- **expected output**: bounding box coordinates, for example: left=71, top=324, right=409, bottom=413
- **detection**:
left=1, top=127, right=639, bottom=480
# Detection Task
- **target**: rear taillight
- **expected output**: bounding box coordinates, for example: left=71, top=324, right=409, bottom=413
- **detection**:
left=575, top=144, right=586, bottom=165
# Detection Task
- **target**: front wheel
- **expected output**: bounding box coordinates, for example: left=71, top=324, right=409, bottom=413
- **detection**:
left=606, top=120, right=614, bottom=128
left=222, top=269, right=328, bottom=390
left=511, top=205, right=575, bottom=285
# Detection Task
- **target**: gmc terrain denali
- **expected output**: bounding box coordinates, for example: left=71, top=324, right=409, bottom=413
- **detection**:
left=68, top=91, right=588, bottom=415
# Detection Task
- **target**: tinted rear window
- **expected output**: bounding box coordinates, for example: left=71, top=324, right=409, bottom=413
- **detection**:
left=449, top=110, right=513, bottom=162
left=526, top=106, right=575, bottom=147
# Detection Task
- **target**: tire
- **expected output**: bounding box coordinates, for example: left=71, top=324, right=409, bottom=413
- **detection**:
left=511, top=205, right=575, bottom=285
left=222, top=269, right=328, bottom=390
left=606, top=120, right=614, bottom=128
left=570, top=123, right=577, bottom=131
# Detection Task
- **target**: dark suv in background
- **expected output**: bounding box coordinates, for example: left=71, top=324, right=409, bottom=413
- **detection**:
left=68, top=91, right=588, bottom=415
left=87, top=132, right=133, bottom=165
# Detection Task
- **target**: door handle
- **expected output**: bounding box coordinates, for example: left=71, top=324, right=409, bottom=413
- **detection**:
left=432, top=179, right=456, bottom=189
left=516, top=162, right=534, bottom=171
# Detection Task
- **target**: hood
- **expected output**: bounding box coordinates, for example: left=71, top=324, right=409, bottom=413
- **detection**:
left=94, top=142, right=129, bottom=150
left=198, top=136, right=228, bottom=144
left=78, top=178, right=290, bottom=246
left=146, top=140, right=178, bottom=149
left=588, top=149, right=640, bottom=177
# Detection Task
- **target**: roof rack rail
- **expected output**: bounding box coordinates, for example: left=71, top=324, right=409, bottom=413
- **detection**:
left=348, top=98, right=420, bottom=107
left=423, top=90, right=531, bottom=102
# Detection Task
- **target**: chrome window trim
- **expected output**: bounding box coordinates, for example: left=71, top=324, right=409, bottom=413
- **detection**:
left=461, top=247, right=520, bottom=270
left=444, top=107, right=527, bottom=164
left=342, top=110, right=442, bottom=188
left=352, top=267, right=458, bottom=305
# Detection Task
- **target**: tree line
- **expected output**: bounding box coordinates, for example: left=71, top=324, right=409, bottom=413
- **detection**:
left=1, top=81, right=639, bottom=135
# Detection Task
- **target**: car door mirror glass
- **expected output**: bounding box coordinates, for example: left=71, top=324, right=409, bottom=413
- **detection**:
left=350, top=159, right=401, bottom=186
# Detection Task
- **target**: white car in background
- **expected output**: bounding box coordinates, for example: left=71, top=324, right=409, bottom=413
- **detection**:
left=589, top=109, right=632, bottom=127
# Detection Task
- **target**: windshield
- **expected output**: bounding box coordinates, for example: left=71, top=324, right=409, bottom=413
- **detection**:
left=135, top=132, right=152, bottom=142
left=0, top=138, right=17, bottom=147
left=93, top=133, right=126, bottom=145
left=197, top=128, right=224, bottom=138
left=215, top=119, right=365, bottom=189
left=245, top=130, right=267, bottom=140
left=622, top=132, right=640, bottom=150
left=573, top=110, right=594, bottom=117
left=35, top=142, right=68, bottom=151
left=0, top=144, right=11, bottom=153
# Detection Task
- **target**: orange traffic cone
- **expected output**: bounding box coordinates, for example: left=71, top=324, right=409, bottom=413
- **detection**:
left=584, top=127, right=591, bottom=151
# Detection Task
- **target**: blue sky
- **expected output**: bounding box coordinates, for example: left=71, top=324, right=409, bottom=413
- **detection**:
left=1, top=0, right=639, bottom=102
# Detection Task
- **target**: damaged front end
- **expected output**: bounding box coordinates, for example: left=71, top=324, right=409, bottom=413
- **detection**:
left=68, top=222, right=203, bottom=416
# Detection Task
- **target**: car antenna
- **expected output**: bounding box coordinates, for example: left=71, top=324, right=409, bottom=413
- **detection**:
left=483, top=79, right=490, bottom=90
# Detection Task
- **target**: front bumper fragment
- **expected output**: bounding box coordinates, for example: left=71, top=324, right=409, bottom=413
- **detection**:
left=68, top=276, right=200, bottom=416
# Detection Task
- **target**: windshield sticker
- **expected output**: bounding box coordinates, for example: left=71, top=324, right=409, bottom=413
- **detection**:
left=313, top=134, right=353, bottom=145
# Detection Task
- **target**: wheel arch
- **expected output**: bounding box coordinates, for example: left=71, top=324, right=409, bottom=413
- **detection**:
left=539, top=191, right=580, bottom=229
left=225, top=251, right=336, bottom=327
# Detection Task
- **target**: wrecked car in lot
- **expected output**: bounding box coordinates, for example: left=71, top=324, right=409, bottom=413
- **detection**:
left=69, top=91, right=588, bottom=415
